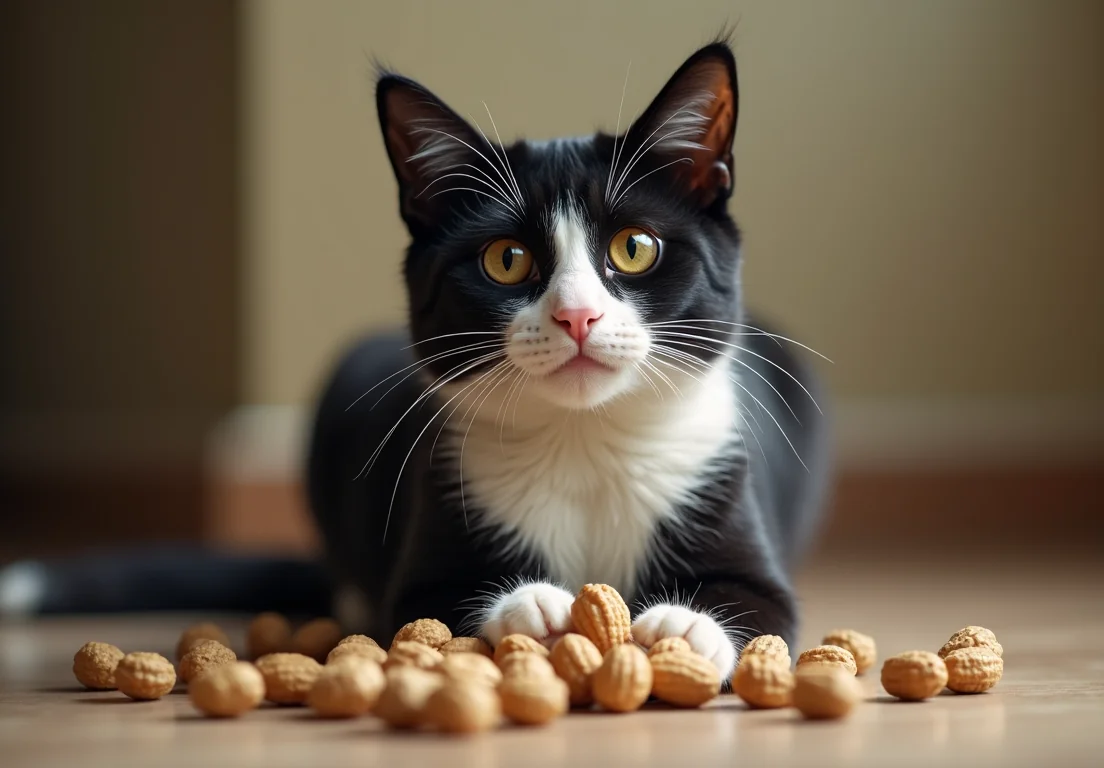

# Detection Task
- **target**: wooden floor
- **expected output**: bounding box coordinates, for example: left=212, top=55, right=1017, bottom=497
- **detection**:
left=2, top=556, right=1102, bottom=767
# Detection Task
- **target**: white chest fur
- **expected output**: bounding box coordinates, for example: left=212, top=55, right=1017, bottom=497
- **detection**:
left=441, top=361, right=739, bottom=597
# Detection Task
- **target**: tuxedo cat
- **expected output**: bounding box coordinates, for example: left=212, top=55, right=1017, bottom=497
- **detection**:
left=307, top=40, right=830, bottom=679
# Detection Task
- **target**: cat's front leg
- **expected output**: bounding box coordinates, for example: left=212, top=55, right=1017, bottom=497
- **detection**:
left=632, top=604, right=737, bottom=679
left=481, top=581, right=575, bottom=648
left=632, top=582, right=798, bottom=680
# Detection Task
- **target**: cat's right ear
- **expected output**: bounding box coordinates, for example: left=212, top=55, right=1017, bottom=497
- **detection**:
left=376, top=74, right=486, bottom=231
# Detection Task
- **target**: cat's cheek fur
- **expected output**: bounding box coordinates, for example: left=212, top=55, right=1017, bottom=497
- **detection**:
left=481, top=582, right=576, bottom=648
left=632, top=603, right=737, bottom=678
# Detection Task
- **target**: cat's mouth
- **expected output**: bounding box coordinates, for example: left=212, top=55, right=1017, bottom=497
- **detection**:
left=552, top=354, right=615, bottom=375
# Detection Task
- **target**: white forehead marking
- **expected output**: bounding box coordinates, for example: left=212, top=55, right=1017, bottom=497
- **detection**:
left=548, top=202, right=607, bottom=312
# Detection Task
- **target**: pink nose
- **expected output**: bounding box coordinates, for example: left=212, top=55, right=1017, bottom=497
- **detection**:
left=553, top=307, right=604, bottom=345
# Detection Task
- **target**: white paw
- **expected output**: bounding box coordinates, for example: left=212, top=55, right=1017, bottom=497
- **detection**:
left=632, top=604, right=737, bottom=678
left=481, top=582, right=575, bottom=648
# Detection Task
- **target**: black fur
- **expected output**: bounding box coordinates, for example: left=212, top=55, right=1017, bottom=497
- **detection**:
left=308, top=41, right=830, bottom=649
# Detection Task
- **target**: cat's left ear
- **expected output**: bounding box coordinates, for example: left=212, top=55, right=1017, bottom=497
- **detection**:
left=620, top=43, right=738, bottom=208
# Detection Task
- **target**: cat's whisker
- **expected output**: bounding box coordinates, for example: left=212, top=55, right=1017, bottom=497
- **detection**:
left=427, top=186, right=524, bottom=222
left=370, top=341, right=504, bottom=412
left=610, top=122, right=704, bottom=204
left=431, top=161, right=518, bottom=211
left=356, top=350, right=505, bottom=482
left=464, top=113, right=525, bottom=212
left=384, top=360, right=512, bottom=539
left=650, top=331, right=819, bottom=417
left=609, top=103, right=709, bottom=201
left=646, top=320, right=833, bottom=363
left=480, top=102, right=526, bottom=210
left=495, top=368, right=527, bottom=454
left=612, top=156, right=694, bottom=210
left=633, top=362, right=664, bottom=400
left=404, top=330, right=502, bottom=349
left=510, top=372, right=530, bottom=431
left=640, top=358, right=681, bottom=399
left=458, top=363, right=517, bottom=520
left=346, top=339, right=503, bottom=411
left=418, top=171, right=519, bottom=215
left=653, top=344, right=773, bottom=463
left=605, top=60, right=633, bottom=205
left=410, top=126, right=523, bottom=213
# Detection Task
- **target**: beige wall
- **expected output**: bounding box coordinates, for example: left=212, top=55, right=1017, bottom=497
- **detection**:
left=243, top=0, right=1104, bottom=407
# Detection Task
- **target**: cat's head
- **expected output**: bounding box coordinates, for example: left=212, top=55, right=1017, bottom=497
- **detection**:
left=377, top=42, right=742, bottom=411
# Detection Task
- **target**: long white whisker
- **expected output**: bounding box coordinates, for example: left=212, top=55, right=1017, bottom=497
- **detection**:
left=481, top=103, right=525, bottom=209
left=605, top=60, right=633, bottom=204
left=610, top=107, right=708, bottom=201
left=427, top=162, right=518, bottom=209
left=410, top=126, right=521, bottom=211
left=653, top=345, right=767, bottom=436
left=613, top=156, right=694, bottom=209
left=459, top=363, right=516, bottom=520
left=355, top=351, right=505, bottom=481
left=652, top=335, right=801, bottom=421
left=369, top=342, right=504, bottom=411
left=383, top=361, right=509, bottom=540
left=403, top=331, right=502, bottom=349
left=640, top=358, right=681, bottom=399
left=427, top=186, right=524, bottom=221
left=651, top=330, right=821, bottom=415
left=611, top=123, right=703, bottom=203
left=346, top=340, right=502, bottom=411
left=418, top=172, right=518, bottom=213
left=633, top=362, right=664, bottom=400
left=646, top=320, right=833, bottom=363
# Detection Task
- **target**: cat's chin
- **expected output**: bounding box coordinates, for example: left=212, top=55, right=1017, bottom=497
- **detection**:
left=528, top=364, right=636, bottom=410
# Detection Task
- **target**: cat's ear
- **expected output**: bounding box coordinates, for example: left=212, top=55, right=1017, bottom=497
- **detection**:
left=618, top=43, right=738, bottom=209
left=376, top=74, right=491, bottom=229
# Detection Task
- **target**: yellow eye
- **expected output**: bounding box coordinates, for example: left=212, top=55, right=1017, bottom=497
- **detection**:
left=608, top=227, right=659, bottom=275
left=482, top=239, right=534, bottom=285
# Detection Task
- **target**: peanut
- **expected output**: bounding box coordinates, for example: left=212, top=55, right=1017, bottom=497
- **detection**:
left=307, top=656, right=386, bottom=717
left=176, top=622, right=231, bottom=661
left=592, top=644, right=652, bottom=713
left=392, top=618, right=452, bottom=650
left=73, top=642, right=124, bottom=690
left=822, top=629, right=877, bottom=675
left=254, top=652, right=323, bottom=704
left=732, top=653, right=794, bottom=709
left=292, top=618, right=343, bottom=663
left=384, top=640, right=444, bottom=672
left=189, top=661, right=265, bottom=717
left=179, top=640, right=237, bottom=684
left=740, top=634, right=791, bottom=666
left=939, top=626, right=1003, bottom=659
left=493, top=634, right=549, bottom=666
left=499, top=651, right=557, bottom=681
left=881, top=650, right=948, bottom=701
left=793, top=666, right=862, bottom=719
left=797, top=645, right=858, bottom=676
left=116, top=652, right=177, bottom=700
left=440, top=636, right=493, bottom=658
left=649, top=650, right=721, bottom=708
left=246, top=612, right=292, bottom=659
left=549, top=633, right=603, bottom=706
left=375, top=667, right=443, bottom=728
left=571, top=583, right=632, bottom=654
left=500, top=675, right=570, bottom=725
left=944, top=647, right=1003, bottom=694
left=439, top=652, right=503, bottom=688
left=326, top=642, right=387, bottom=666
left=336, top=634, right=380, bottom=648
left=647, top=637, right=692, bottom=657
left=424, top=678, right=502, bottom=734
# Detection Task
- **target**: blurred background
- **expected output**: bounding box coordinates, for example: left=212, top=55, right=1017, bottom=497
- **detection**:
left=1, top=0, right=1101, bottom=569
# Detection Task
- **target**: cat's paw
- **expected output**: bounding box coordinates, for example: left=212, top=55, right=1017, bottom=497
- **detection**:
left=632, top=604, right=736, bottom=678
left=481, top=582, right=575, bottom=648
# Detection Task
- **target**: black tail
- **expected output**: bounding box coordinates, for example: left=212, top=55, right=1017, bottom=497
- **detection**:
left=0, top=546, right=334, bottom=617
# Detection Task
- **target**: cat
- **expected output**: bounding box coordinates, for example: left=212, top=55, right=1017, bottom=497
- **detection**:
left=306, top=39, right=830, bottom=678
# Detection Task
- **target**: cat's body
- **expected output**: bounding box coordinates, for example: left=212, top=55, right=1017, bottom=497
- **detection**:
left=0, top=42, right=829, bottom=675
left=308, top=41, right=830, bottom=678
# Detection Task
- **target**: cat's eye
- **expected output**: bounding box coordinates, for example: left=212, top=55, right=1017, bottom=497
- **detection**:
left=482, top=239, right=535, bottom=285
left=607, top=227, right=659, bottom=275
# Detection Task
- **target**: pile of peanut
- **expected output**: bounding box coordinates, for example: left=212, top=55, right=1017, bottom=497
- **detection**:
left=71, top=583, right=1004, bottom=733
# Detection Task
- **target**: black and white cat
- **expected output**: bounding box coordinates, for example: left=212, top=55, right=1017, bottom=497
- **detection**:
left=307, top=40, right=830, bottom=679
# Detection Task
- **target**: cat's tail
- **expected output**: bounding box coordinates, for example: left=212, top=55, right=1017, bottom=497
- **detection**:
left=0, top=546, right=334, bottom=618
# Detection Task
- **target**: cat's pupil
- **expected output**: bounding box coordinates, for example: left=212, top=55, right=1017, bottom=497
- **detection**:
left=502, top=248, right=514, bottom=271
left=626, top=236, right=637, bottom=260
